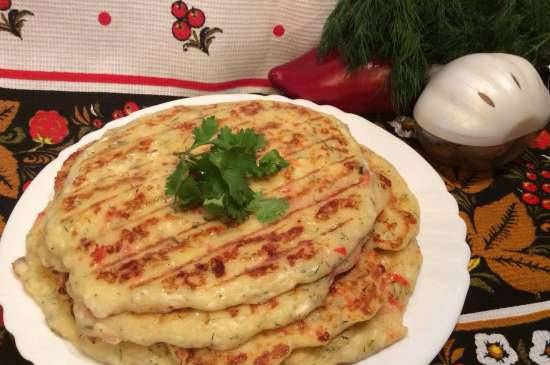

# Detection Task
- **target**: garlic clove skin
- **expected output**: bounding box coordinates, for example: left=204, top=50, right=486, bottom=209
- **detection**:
left=413, top=53, right=550, bottom=147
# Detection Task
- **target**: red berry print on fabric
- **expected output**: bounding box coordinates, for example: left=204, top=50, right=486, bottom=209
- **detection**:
left=98, top=11, right=111, bottom=26
left=28, top=110, right=69, bottom=145
left=273, top=24, right=285, bottom=37
left=170, top=2, right=222, bottom=55
left=92, top=119, right=103, bottom=128
left=111, top=101, right=139, bottom=120
left=173, top=21, right=191, bottom=41
left=171, top=1, right=188, bottom=19
left=0, top=2, right=33, bottom=39
left=522, top=181, right=537, bottom=192
left=518, top=160, right=550, bottom=211
left=522, top=193, right=540, bottom=205
left=123, top=101, right=139, bottom=116
left=526, top=171, right=537, bottom=181
left=112, top=109, right=125, bottom=120
left=0, top=0, right=11, bottom=11
left=187, top=8, right=205, bottom=28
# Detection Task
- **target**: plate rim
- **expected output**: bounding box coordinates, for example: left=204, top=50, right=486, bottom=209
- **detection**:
left=0, top=94, right=470, bottom=365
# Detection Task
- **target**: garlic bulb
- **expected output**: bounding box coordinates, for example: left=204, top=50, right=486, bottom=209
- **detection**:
left=413, top=53, right=550, bottom=146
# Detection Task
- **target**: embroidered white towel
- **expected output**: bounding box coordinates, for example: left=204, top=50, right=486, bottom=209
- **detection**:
left=0, top=0, right=337, bottom=95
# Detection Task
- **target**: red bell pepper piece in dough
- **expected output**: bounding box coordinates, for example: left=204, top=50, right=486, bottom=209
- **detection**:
left=268, top=48, right=393, bottom=115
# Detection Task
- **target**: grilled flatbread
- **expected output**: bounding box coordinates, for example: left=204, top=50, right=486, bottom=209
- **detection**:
left=13, top=101, right=422, bottom=365
left=283, top=241, right=422, bottom=365
left=362, top=147, right=420, bottom=251
left=67, top=147, right=415, bottom=350
left=172, top=246, right=387, bottom=365
left=39, top=101, right=388, bottom=318
left=12, top=254, right=177, bottom=365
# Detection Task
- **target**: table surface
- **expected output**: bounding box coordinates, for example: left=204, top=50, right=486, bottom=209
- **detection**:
left=0, top=87, right=548, bottom=365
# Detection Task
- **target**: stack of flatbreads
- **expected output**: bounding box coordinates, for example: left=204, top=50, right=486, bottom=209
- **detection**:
left=13, top=101, right=422, bottom=365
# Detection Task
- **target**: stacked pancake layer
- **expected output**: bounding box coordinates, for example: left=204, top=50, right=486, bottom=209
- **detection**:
left=13, top=101, right=422, bottom=365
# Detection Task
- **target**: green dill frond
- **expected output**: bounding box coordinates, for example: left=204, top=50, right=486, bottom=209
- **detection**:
left=320, top=0, right=550, bottom=113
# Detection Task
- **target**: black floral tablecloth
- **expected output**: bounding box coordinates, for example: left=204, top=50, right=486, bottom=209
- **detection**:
left=0, top=87, right=549, bottom=365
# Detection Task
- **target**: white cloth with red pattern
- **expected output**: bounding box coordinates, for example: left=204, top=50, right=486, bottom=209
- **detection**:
left=0, top=0, right=337, bottom=95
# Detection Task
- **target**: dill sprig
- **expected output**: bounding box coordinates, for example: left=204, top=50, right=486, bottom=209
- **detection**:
left=320, top=0, right=550, bottom=113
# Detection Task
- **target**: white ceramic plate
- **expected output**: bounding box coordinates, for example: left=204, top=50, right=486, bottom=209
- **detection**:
left=0, top=94, right=470, bottom=365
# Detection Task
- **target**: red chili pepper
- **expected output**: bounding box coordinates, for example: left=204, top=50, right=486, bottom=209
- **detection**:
left=334, top=246, right=347, bottom=256
left=268, top=48, right=393, bottom=115
left=389, top=272, right=410, bottom=286
left=92, top=246, right=107, bottom=263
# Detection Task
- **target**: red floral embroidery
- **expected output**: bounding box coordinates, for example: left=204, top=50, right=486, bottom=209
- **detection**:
left=29, top=110, right=69, bottom=145
left=170, top=1, right=222, bottom=55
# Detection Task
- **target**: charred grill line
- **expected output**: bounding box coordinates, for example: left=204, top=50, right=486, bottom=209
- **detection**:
left=130, top=181, right=362, bottom=288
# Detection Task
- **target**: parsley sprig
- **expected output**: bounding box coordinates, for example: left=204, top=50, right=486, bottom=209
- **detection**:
left=165, top=116, right=289, bottom=223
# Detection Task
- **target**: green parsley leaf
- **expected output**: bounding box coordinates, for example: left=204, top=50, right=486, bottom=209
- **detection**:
left=166, top=115, right=289, bottom=223
left=247, top=195, right=289, bottom=223
left=175, top=176, right=201, bottom=207
left=221, top=168, right=254, bottom=205
left=191, top=116, right=219, bottom=149
left=258, top=150, right=289, bottom=177
left=165, top=159, right=189, bottom=196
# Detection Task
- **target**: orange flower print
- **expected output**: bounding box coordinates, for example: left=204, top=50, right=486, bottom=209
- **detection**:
left=462, top=193, right=550, bottom=294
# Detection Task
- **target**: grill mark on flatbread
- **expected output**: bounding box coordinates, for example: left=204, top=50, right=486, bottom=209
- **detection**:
left=64, top=140, right=353, bottom=222
left=98, top=223, right=225, bottom=270
left=320, top=217, right=354, bottom=235
left=70, top=160, right=157, bottom=194
left=97, top=177, right=363, bottom=288
left=60, top=134, right=352, bottom=222
left=90, top=156, right=358, bottom=268
left=71, top=109, right=345, bottom=195
left=74, top=104, right=238, bottom=168
left=174, top=249, right=387, bottom=365
left=73, top=101, right=332, bottom=175
left=129, top=181, right=362, bottom=289
left=82, top=156, right=359, bottom=272
left=360, top=147, right=420, bottom=251
left=164, top=216, right=354, bottom=288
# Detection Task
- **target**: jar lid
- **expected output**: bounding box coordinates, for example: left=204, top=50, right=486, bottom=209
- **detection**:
left=414, top=53, right=550, bottom=146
